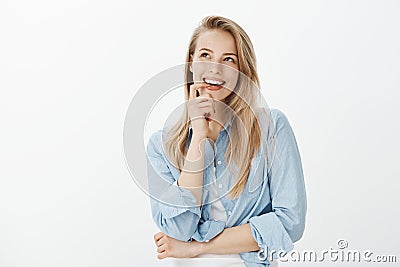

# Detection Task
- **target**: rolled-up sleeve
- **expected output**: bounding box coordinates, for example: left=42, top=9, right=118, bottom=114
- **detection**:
left=146, top=130, right=202, bottom=241
left=248, top=110, right=307, bottom=259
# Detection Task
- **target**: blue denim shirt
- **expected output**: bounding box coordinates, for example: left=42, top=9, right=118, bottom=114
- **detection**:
left=146, top=108, right=307, bottom=266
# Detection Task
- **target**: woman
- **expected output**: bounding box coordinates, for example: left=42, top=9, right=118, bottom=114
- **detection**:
left=146, top=15, right=307, bottom=267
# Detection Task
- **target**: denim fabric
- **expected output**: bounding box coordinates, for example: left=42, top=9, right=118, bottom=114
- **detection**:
left=146, top=108, right=307, bottom=266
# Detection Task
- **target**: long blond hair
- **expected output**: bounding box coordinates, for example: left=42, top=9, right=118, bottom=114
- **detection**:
left=165, top=16, right=262, bottom=199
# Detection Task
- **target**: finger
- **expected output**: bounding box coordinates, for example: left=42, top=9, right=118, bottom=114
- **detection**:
left=193, top=82, right=209, bottom=97
left=200, top=93, right=215, bottom=113
left=153, top=232, right=164, bottom=242
left=192, top=97, right=212, bottom=104
left=199, top=91, right=213, bottom=101
left=198, top=86, right=207, bottom=97
left=157, top=251, right=168, bottom=260
left=212, top=99, right=216, bottom=113
left=157, top=244, right=167, bottom=253
left=199, top=106, right=214, bottom=114
left=190, top=82, right=208, bottom=99
left=189, top=84, right=197, bottom=100
left=197, top=101, right=213, bottom=108
left=199, top=103, right=214, bottom=110
left=192, top=96, right=210, bottom=103
left=156, top=236, right=166, bottom=247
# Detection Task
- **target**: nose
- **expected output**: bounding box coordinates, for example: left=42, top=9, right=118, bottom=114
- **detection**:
left=207, top=61, right=222, bottom=74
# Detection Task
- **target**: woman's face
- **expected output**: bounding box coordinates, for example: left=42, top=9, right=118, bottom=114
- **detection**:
left=190, top=29, right=239, bottom=101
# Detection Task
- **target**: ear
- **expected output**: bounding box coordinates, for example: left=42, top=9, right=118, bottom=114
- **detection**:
left=189, top=54, right=193, bottom=72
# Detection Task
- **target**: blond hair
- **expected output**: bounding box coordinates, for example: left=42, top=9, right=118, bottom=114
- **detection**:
left=165, top=16, right=262, bottom=199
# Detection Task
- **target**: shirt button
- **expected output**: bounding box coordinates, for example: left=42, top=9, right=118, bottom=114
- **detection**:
left=228, top=210, right=232, bottom=215
left=218, top=184, right=223, bottom=189
left=217, top=160, right=222, bottom=165
left=205, top=239, right=210, bottom=243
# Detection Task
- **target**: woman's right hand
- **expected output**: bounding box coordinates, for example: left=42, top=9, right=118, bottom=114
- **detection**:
left=187, top=82, right=215, bottom=139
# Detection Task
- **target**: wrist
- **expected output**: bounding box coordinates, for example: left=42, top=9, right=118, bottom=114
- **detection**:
left=193, top=240, right=207, bottom=256
left=191, top=133, right=207, bottom=143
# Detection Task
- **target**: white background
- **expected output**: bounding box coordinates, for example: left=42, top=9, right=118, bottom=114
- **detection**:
left=1, top=0, right=399, bottom=266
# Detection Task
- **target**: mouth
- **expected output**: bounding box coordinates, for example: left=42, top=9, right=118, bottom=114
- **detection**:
left=203, top=78, right=226, bottom=91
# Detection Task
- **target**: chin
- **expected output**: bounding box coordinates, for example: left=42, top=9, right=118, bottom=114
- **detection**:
left=209, top=89, right=231, bottom=101
left=211, top=94, right=227, bottom=102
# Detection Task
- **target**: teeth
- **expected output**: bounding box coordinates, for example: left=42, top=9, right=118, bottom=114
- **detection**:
left=204, top=78, right=225, bottom=86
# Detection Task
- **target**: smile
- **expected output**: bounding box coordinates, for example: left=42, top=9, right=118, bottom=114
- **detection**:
left=203, top=78, right=226, bottom=86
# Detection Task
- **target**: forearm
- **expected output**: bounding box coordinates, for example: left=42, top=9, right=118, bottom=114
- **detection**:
left=177, top=134, right=206, bottom=205
left=199, top=223, right=259, bottom=255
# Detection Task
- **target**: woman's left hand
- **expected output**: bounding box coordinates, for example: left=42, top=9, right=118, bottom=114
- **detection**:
left=153, top=232, right=204, bottom=259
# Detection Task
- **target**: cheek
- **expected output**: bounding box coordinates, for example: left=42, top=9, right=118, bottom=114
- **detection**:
left=225, top=68, right=239, bottom=84
left=231, top=71, right=240, bottom=82
left=226, top=75, right=239, bottom=91
left=191, top=63, right=207, bottom=81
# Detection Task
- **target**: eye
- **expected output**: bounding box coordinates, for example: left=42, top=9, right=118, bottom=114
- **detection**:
left=200, top=52, right=210, bottom=58
left=224, top=57, right=235, bottom=63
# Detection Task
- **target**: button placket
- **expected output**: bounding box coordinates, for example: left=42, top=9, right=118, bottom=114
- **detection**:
left=213, top=143, right=217, bottom=182
left=213, top=140, right=225, bottom=192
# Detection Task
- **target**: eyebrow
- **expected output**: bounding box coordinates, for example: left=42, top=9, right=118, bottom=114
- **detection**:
left=198, top=48, right=238, bottom=57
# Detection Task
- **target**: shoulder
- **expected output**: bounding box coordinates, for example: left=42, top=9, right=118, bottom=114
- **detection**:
left=258, top=108, right=297, bottom=146
left=254, top=107, right=292, bottom=134
left=269, top=108, right=299, bottom=147
left=270, top=108, right=291, bottom=131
